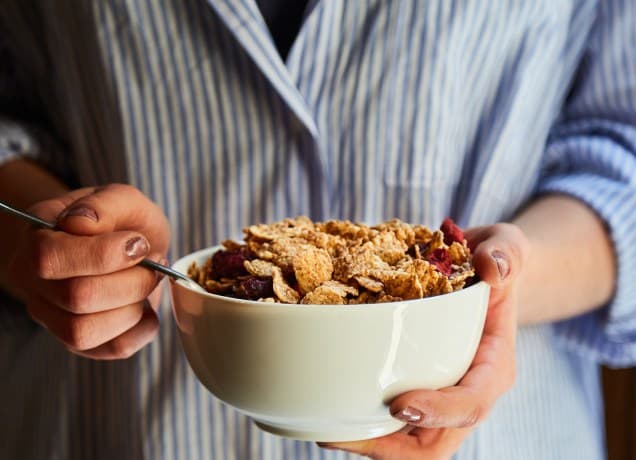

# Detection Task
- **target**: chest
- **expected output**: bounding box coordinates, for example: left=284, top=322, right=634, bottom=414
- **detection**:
left=36, top=0, right=599, bottom=227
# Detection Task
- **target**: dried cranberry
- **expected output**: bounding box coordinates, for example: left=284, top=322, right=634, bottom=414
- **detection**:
left=239, top=246, right=256, bottom=260
left=426, top=248, right=452, bottom=275
left=234, top=276, right=274, bottom=300
left=212, top=248, right=249, bottom=279
left=440, top=217, right=465, bottom=245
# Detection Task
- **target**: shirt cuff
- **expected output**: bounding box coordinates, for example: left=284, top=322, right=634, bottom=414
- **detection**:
left=538, top=173, right=636, bottom=367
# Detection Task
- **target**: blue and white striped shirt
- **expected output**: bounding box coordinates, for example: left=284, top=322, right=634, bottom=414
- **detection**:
left=1, top=1, right=635, bottom=459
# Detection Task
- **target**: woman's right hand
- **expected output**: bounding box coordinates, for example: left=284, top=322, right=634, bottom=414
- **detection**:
left=7, top=184, right=171, bottom=359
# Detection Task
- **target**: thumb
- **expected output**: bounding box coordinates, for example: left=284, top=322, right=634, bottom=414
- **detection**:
left=25, top=187, right=97, bottom=225
left=54, top=184, right=169, bottom=254
left=466, top=223, right=529, bottom=290
left=55, top=184, right=144, bottom=236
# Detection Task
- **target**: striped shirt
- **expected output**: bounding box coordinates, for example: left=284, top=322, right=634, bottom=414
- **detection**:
left=1, top=1, right=636, bottom=459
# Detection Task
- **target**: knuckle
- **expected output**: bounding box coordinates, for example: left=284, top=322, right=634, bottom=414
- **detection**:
left=32, top=236, right=60, bottom=279
left=492, top=222, right=521, bottom=242
left=109, top=338, right=140, bottom=359
left=412, top=397, right=435, bottom=415
left=486, top=224, right=530, bottom=278
left=491, top=222, right=511, bottom=234
left=460, top=406, right=484, bottom=428
left=498, top=224, right=530, bottom=259
left=63, top=278, right=97, bottom=313
left=111, top=183, right=142, bottom=200
left=507, top=223, right=525, bottom=240
left=62, top=315, right=95, bottom=350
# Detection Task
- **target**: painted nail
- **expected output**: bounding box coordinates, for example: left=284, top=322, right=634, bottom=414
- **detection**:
left=392, top=406, right=423, bottom=423
left=491, top=250, right=510, bottom=280
left=61, top=206, right=98, bottom=222
left=125, top=236, right=149, bottom=258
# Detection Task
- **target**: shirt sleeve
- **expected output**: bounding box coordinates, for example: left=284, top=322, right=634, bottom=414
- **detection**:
left=537, top=0, right=636, bottom=367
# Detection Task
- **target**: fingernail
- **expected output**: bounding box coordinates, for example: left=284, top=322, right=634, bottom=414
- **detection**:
left=125, top=236, right=149, bottom=258
left=491, top=250, right=510, bottom=280
left=392, top=406, right=423, bottom=423
left=60, top=206, right=98, bottom=222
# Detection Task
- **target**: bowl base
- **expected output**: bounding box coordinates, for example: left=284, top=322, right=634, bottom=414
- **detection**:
left=253, top=418, right=406, bottom=442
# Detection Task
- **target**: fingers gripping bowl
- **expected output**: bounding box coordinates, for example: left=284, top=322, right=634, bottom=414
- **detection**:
left=169, top=218, right=489, bottom=442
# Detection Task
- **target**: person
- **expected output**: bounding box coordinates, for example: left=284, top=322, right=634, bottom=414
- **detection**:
left=1, top=1, right=634, bottom=459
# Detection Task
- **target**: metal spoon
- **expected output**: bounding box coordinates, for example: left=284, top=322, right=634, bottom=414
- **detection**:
left=0, top=200, right=205, bottom=292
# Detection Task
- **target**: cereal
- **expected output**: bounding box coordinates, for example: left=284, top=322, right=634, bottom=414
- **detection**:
left=333, top=246, right=391, bottom=283
left=320, top=280, right=359, bottom=297
left=299, top=280, right=358, bottom=305
left=354, top=275, right=384, bottom=293
left=245, top=216, right=314, bottom=241
left=293, top=247, right=333, bottom=294
left=369, top=232, right=408, bottom=265
left=382, top=265, right=424, bottom=300
left=220, top=239, right=243, bottom=251
left=448, top=241, right=470, bottom=265
left=272, top=267, right=301, bottom=304
left=188, top=217, right=475, bottom=304
left=259, top=238, right=316, bottom=271
left=301, top=285, right=346, bottom=305
left=373, top=219, right=416, bottom=246
left=204, top=279, right=234, bottom=294
left=244, top=259, right=276, bottom=277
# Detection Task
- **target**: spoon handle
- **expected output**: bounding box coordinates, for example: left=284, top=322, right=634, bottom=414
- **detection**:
left=0, top=201, right=55, bottom=229
left=0, top=200, right=191, bottom=282
left=139, top=258, right=191, bottom=282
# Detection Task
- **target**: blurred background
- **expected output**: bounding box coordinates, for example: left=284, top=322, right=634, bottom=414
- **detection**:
left=603, top=367, right=636, bottom=460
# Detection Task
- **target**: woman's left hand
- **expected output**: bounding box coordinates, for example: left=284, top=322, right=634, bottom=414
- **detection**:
left=321, top=223, right=529, bottom=460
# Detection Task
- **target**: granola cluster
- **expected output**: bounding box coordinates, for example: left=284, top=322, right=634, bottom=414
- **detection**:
left=188, top=217, right=475, bottom=304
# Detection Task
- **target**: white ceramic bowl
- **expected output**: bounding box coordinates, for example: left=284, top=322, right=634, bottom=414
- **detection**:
left=170, top=246, right=489, bottom=442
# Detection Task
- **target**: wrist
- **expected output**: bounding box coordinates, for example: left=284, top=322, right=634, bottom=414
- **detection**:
left=512, top=195, right=616, bottom=326
left=513, top=229, right=543, bottom=325
left=0, top=158, right=69, bottom=298
left=0, top=158, right=69, bottom=208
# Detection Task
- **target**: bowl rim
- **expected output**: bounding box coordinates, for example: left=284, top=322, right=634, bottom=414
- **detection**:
left=170, top=245, right=488, bottom=310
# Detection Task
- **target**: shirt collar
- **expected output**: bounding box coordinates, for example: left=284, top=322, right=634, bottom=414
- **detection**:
left=204, top=0, right=319, bottom=138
